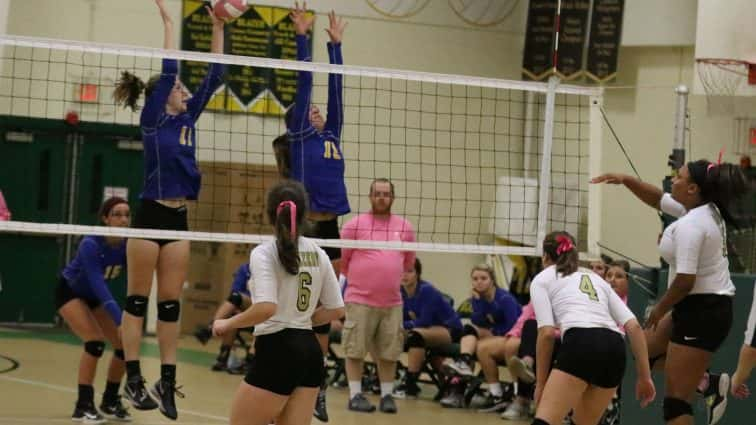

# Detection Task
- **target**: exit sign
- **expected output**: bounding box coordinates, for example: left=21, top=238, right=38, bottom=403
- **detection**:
left=78, top=83, right=98, bottom=103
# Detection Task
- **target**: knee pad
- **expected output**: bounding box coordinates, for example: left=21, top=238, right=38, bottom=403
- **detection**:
left=113, top=349, right=125, bottom=360
left=462, top=324, right=479, bottom=338
left=406, top=330, right=426, bottom=349
left=84, top=340, right=105, bottom=358
left=663, top=397, right=693, bottom=421
left=531, top=419, right=551, bottom=425
left=124, top=295, right=148, bottom=317
left=157, top=300, right=180, bottom=322
left=227, top=291, right=243, bottom=309
left=313, top=323, right=331, bottom=335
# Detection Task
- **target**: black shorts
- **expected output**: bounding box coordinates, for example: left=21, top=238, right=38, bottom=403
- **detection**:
left=305, top=218, right=340, bottom=260
left=671, top=294, right=733, bottom=352
left=54, top=276, right=100, bottom=310
left=132, top=199, right=188, bottom=246
left=554, top=327, right=626, bottom=389
left=244, top=328, right=324, bottom=395
left=449, top=326, right=463, bottom=343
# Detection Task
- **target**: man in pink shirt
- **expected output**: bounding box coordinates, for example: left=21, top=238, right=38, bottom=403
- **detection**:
left=340, top=178, right=416, bottom=414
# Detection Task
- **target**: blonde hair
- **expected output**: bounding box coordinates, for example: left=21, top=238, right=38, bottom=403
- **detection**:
left=470, top=263, right=497, bottom=287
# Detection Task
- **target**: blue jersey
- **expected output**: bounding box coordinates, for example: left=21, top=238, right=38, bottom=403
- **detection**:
left=62, top=236, right=127, bottom=325
left=402, top=280, right=462, bottom=331
left=288, top=35, right=350, bottom=216
left=230, top=262, right=251, bottom=296
left=471, top=287, right=522, bottom=336
left=140, top=59, right=225, bottom=200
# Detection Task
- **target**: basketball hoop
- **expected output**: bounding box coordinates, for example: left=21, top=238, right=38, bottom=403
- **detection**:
left=696, top=58, right=756, bottom=114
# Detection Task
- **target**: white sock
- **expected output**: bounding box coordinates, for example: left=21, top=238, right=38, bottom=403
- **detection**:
left=349, top=381, right=362, bottom=399
left=489, top=382, right=503, bottom=397
left=381, top=382, right=394, bottom=397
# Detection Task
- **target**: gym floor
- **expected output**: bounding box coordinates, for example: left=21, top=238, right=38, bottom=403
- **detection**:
left=0, top=327, right=529, bottom=425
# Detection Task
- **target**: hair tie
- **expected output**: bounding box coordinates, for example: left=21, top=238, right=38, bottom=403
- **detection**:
left=276, top=200, right=297, bottom=240
left=706, top=149, right=724, bottom=175
left=555, top=235, right=575, bottom=255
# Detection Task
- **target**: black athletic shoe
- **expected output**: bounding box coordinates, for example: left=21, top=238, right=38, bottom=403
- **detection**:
left=348, top=393, right=376, bottom=413
left=72, top=404, right=106, bottom=424
left=392, top=379, right=421, bottom=399
left=123, top=376, right=158, bottom=411
left=211, top=359, right=228, bottom=372
left=194, top=326, right=212, bottom=345
left=100, top=395, right=132, bottom=422
left=476, top=391, right=509, bottom=413
left=379, top=394, right=397, bottom=414
left=706, top=373, right=730, bottom=425
left=313, top=385, right=329, bottom=422
left=150, top=379, right=184, bottom=420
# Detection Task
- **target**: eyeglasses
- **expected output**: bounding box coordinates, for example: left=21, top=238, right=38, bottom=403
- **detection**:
left=109, top=212, right=131, bottom=218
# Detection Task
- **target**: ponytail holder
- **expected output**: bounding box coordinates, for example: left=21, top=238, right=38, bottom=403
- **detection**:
left=555, top=235, right=575, bottom=255
left=707, top=148, right=724, bottom=175
left=276, top=200, right=297, bottom=240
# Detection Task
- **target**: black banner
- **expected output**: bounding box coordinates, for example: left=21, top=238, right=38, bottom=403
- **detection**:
left=180, top=3, right=219, bottom=108
left=586, top=0, right=624, bottom=82
left=522, top=0, right=558, bottom=81
left=180, top=2, right=312, bottom=114
left=226, top=6, right=270, bottom=108
left=555, top=0, right=590, bottom=80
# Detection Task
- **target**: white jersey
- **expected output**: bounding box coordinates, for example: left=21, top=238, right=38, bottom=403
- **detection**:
left=249, top=237, right=344, bottom=336
left=530, top=265, right=635, bottom=335
left=659, top=193, right=736, bottom=296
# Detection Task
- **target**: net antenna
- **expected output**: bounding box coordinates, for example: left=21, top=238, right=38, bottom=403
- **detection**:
left=696, top=58, right=756, bottom=114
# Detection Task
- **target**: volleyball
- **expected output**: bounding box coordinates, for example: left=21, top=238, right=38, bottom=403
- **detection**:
left=211, top=0, right=248, bottom=22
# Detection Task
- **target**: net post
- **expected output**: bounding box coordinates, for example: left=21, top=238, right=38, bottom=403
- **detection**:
left=673, top=84, right=689, bottom=152
left=587, top=94, right=604, bottom=258
left=536, top=76, right=559, bottom=255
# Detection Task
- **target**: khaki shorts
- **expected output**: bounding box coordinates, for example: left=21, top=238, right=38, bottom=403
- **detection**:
left=342, top=303, right=404, bottom=361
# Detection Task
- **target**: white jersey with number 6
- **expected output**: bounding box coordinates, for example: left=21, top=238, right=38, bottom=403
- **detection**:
left=250, top=237, right=345, bottom=336
left=530, top=265, right=635, bottom=335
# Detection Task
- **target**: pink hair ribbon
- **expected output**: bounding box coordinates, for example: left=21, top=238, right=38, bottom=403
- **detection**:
left=555, top=235, right=575, bottom=255
left=707, top=148, right=724, bottom=174
left=276, top=200, right=297, bottom=240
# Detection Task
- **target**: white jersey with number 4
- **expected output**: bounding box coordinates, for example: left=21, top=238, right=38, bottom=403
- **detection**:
left=250, top=237, right=345, bottom=336
left=530, top=265, right=635, bottom=335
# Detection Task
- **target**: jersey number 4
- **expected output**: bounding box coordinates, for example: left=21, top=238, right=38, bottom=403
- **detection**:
left=297, top=271, right=313, bottom=312
left=579, top=275, right=599, bottom=302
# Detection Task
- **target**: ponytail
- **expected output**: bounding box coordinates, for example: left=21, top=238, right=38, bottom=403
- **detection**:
left=275, top=201, right=300, bottom=275
left=266, top=180, right=308, bottom=275
left=113, top=72, right=161, bottom=112
left=687, top=159, right=748, bottom=226
left=542, top=231, right=578, bottom=276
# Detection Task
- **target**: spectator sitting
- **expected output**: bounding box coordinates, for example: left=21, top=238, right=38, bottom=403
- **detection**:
left=393, top=258, right=462, bottom=399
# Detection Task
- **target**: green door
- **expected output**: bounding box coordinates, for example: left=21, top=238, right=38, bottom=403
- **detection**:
left=0, top=124, right=69, bottom=323
left=0, top=117, right=142, bottom=324
left=74, top=130, right=143, bottom=306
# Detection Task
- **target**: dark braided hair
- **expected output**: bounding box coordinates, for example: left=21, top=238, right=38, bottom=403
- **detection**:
left=686, top=159, right=748, bottom=226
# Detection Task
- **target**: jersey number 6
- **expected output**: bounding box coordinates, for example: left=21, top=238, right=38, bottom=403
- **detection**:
left=297, top=271, right=313, bottom=312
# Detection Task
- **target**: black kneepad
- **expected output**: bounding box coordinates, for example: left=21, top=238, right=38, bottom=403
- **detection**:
left=313, top=323, right=331, bottom=335
left=125, top=295, right=148, bottom=317
left=227, top=291, right=243, bottom=309
left=406, top=330, right=425, bottom=349
left=462, top=323, right=479, bottom=338
left=84, top=340, right=105, bottom=358
left=531, top=418, right=552, bottom=425
left=157, top=300, right=180, bottom=322
left=663, top=397, right=693, bottom=421
left=113, top=349, right=125, bottom=360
